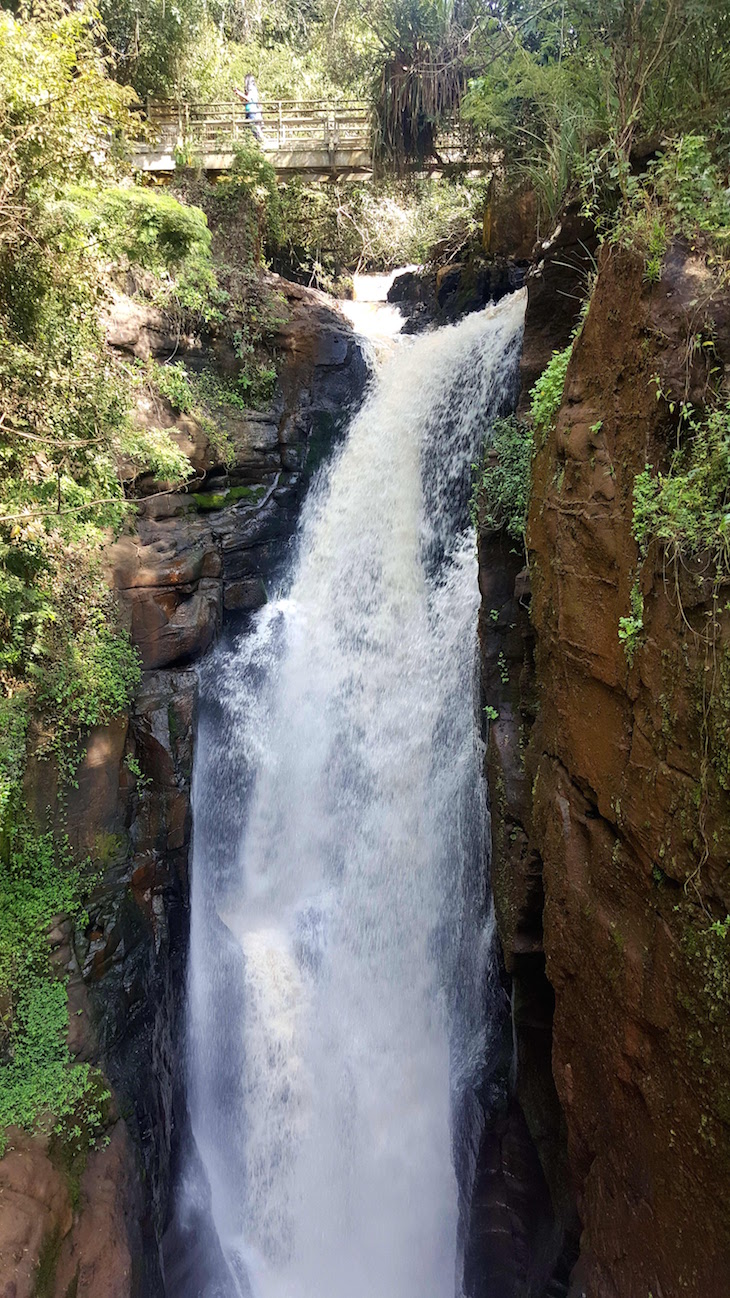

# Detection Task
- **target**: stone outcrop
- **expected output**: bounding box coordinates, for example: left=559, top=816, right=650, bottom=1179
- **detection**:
left=481, top=239, right=730, bottom=1297
left=388, top=259, right=525, bottom=333
left=108, top=275, right=367, bottom=671
left=529, top=241, right=730, bottom=1297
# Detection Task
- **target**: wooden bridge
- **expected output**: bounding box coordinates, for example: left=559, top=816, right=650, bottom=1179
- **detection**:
left=134, top=100, right=373, bottom=176
left=133, top=99, right=478, bottom=177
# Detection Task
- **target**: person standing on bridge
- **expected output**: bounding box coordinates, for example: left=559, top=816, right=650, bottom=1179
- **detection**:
left=235, top=75, right=264, bottom=144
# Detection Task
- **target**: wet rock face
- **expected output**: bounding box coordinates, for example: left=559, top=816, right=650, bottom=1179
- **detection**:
left=470, top=218, right=594, bottom=1297
left=388, top=258, right=525, bottom=333
left=472, top=527, right=577, bottom=1298
left=106, top=274, right=367, bottom=673
left=483, top=239, right=730, bottom=1297
left=464, top=1100, right=569, bottom=1298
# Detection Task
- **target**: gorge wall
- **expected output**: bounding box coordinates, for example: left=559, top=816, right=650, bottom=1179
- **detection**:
left=480, top=237, right=730, bottom=1297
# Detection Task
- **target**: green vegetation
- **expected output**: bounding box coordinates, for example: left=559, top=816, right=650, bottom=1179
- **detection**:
left=609, top=134, right=730, bottom=283
left=471, top=416, right=533, bottom=546
left=143, top=350, right=276, bottom=453
left=36, top=583, right=142, bottom=771
left=277, top=175, right=486, bottom=286
left=623, top=398, right=730, bottom=669
left=632, top=405, right=730, bottom=571
left=530, top=345, right=573, bottom=436
left=99, top=0, right=371, bottom=102
left=618, top=581, right=644, bottom=665
left=63, top=183, right=214, bottom=278
left=0, top=821, right=105, bottom=1154
left=59, top=183, right=222, bottom=322
left=193, top=484, right=266, bottom=512
left=463, top=2, right=730, bottom=234
left=624, top=392, right=730, bottom=867
left=0, top=693, right=28, bottom=834
left=683, top=913, right=730, bottom=1031
left=1, top=15, right=153, bottom=803
left=471, top=348, right=576, bottom=551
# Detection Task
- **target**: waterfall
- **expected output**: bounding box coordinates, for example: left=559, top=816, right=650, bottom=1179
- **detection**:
left=179, top=285, right=526, bottom=1298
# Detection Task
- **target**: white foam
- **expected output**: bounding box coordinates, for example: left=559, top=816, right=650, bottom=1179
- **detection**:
left=185, top=289, right=527, bottom=1298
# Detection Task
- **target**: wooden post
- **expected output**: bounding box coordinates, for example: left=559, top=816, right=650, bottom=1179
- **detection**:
left=328, top=104, right=336, bottom=163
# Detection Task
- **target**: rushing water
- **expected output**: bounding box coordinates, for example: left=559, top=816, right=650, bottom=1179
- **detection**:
left=177, top=281, right=526, bottom=1298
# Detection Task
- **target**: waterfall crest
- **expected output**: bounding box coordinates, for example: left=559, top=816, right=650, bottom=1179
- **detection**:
left=182, top=288, right=526, bottom=1298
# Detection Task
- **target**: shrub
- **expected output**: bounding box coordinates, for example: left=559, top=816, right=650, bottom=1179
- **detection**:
left=632, top=403, right=730, bottom=570
left=228, top=138, right=283, bottom=251
left=58, top=184, right=224, bottom=324
left=0, top=691, right=28, bottom=834
left=608, top=135, right=730, bottom=279
left=65, top=185, right=213, bottom=271
left=622, top=401, right=730, bottom=668
left=119, top=426, right=194, bottom=485
left=276, top=176, right=486, bottom=284
left=145, top=351, right=277, bottom=448
left=0, top=820, right=99, bottom=1152
left=618, top=582, right=644, bottom=664
left=34, top=565, right=141, bottom=766
left=647, top=135, right=730, bottom=250
left=0, top=982, right=91, bottom=1151
left=530, top=345, right=572, bottom=435
left=471, top=415, right=534, bottom=545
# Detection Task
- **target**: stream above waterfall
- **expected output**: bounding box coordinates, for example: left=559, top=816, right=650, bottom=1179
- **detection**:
left=170, top=277, right=526, bottom=1298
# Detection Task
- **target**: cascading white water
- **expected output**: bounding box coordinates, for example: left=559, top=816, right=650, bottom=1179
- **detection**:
left=183, top=284, right=526, bottom=1298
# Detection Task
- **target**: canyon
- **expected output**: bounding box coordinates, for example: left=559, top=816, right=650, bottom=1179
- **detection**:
left=2, top=217, right=729, bottom=1298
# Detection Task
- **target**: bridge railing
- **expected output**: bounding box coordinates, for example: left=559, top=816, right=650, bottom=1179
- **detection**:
left=142, top=98, right=371, bottom=159
left=135, top=99, right=484, bottom=172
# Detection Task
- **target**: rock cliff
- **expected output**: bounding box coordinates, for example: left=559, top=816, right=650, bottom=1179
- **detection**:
left=481, top=238, right=730, bottom=1296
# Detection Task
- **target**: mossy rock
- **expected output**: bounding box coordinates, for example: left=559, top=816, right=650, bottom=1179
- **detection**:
left=192, top=484, right=266, bottom=512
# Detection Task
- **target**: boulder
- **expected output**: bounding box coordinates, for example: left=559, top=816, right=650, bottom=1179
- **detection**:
left=103, top=293, right=190, bottom=361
